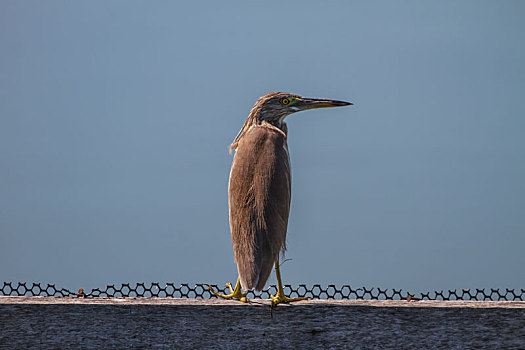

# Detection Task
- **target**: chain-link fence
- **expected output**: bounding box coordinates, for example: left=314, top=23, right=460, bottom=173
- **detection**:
left=1, top=282, right=523, bottom=301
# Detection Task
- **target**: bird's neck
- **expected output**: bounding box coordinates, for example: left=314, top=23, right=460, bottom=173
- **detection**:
left=264, top=119, right=288, bottom=136
left=230, top=117, right=288, bottom=153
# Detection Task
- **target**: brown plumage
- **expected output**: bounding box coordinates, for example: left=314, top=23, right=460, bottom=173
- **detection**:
left=229, top=92, right=352, bottom=292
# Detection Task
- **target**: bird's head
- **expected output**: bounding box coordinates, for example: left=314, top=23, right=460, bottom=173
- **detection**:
left=251, top=92, right=353, bottom=126
left=230, top=92, right=352, bottom=152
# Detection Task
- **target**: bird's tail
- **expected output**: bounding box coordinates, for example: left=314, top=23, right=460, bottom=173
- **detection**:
left=236, top=228, right=277, bottom=292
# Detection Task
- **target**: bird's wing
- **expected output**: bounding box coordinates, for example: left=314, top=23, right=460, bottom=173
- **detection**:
left=229, top=124, right=291, bottom=291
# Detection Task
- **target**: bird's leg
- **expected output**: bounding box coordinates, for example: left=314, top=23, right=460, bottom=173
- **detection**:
left=205, top=277, right=248, bottom=303
left=270, top=256, right=309, bottom=306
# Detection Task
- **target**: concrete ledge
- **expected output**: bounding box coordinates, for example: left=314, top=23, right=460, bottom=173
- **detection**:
left=1, top=297, right=524, bottom=348
left=1, top=296, right=524, bottom=308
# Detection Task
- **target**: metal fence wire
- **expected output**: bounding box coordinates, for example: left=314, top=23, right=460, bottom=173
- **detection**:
left=1, top=282, right=523, bottom=301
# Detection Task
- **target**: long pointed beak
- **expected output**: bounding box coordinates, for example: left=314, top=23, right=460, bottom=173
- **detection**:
left=295, top=97, right=353, bottom=111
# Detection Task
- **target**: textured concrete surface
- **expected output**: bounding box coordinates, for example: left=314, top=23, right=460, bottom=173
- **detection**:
left=1, top=297, right=524, bottom=349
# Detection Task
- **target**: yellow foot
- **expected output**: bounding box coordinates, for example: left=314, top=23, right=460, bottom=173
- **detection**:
left=205, top=282, right=248, bottom=303
left=270, top=292, right=309, bottom=306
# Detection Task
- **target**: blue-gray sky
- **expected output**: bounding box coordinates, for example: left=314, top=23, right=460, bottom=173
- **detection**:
left=1, top=1, right=524, bottom=293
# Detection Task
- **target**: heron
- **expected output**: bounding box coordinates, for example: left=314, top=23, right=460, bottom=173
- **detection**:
left=207, top=92, right=352, bottom=305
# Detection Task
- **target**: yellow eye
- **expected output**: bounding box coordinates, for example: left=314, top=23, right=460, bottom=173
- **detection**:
left=281, top=98, right=291, bottom=105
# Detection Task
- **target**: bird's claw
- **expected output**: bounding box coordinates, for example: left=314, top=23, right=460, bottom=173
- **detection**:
left=270, top=293, right=309, bottom=306
left=205, top=283, right=248, bottom=303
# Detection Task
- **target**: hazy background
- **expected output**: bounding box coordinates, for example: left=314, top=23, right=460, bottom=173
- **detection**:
left=1, top=1, right=524, bottom=294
